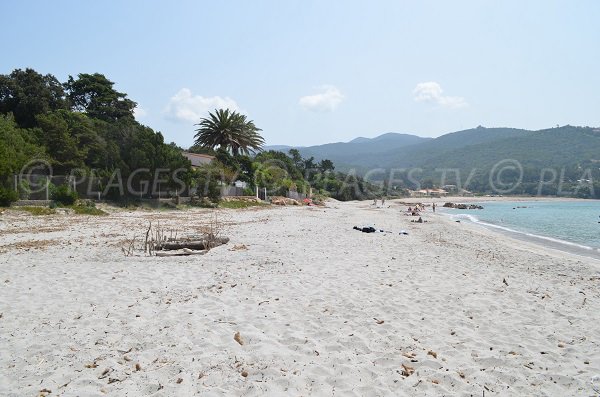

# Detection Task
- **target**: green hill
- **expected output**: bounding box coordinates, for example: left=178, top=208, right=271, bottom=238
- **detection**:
left=423, top=126, right=600, bottom=170
left=267, top=133, right=430, bottom=171
left=286, top=125, right=600, bottom=197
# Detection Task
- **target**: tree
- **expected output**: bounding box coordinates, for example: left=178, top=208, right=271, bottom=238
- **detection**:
left=194, top=109, right=264, bottom=156
left=64, top=73, right=136, bottom=122
left=187, top=144, right=216, bottom=155
left=36, top=111, right=85, bottom=173
left=212, top=149, right=254, bottom=184
left=0, top=68, right=66, bottom=128
left=288, top=149, right=303, bottom=169
left=0, top=115, right=46, bottom=186
left=421, top=178, right=434, bottom=189
left=318, top=159, right=335, bottom=173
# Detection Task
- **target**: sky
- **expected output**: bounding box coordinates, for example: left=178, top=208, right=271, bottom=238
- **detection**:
left=2, top=0, right=600, bottom=147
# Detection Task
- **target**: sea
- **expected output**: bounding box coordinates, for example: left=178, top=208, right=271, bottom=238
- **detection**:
left=440, top=200, right=600, bottom=260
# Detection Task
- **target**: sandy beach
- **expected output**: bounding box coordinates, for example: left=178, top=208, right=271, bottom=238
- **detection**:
left=1, top=199, right=599, bottom=396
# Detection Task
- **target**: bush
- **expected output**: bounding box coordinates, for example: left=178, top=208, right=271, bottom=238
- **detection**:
left=72, top=205, right=107, bottom=215
left=51, top=185, right=78, bottom=206
left=0, top=187, right=18, bottom=207
left=190, top=197, right=218, bottom=208
left=196, top=169, right=221, bottom=203
left=15, top=206, right=56, bottom=215
left=78, top=199, right=97, bottom=208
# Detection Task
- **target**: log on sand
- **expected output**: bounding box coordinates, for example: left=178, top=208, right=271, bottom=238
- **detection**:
left=155, top=248, right=208, bottom=257
left=160, top=237, right=230, bottom=251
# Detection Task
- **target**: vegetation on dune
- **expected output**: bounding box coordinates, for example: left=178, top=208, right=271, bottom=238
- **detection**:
left=218, top=200, right=269, bottom=209
left=70, top=205, right=107, bottom=215
left=2, top=67, right=598, bottom=201
left=14, top=206, right=56, bottom=215
left=51, top=184, right=78, bottom=206
left=0, top=68, right=191, bottom=196
left=189, top=111, right=380, bottom=201
left=194, top=148, right=379, bottom=202
left=0, top=187, right=18, bottom=207
left=0, top=68, right=377, bottom=203
left=9, top=204, right=106, bottom=216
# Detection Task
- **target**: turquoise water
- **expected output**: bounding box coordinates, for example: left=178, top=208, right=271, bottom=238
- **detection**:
left=442, top=200, right=600, bottom=257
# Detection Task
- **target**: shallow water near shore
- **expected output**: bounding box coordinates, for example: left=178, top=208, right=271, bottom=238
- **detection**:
left=442, top=200, right=600, bottom=260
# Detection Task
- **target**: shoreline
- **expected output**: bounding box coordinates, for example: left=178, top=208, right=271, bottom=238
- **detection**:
left=392, top=196, right=600, bottom=262
left=437, top=210, right=600, bottom=263
left=393, top=195, right=598, bottom=204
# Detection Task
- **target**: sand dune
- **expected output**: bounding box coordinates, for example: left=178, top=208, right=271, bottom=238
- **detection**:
left=1, top=201, right=599, bottom=396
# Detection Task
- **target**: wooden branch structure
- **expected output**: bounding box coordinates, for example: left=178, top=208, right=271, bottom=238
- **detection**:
left=155, top=248, right=208, bottom=257
left=126, top=212, right=231, bottom=257
left=160, top=237, right=230, bottom=251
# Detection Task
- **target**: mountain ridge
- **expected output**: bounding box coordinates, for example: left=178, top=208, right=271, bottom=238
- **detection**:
left=266, top=126, right=600, bottom=187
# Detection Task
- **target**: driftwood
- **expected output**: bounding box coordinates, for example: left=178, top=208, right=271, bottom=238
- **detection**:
left=155, top=248, right=208, bottom=257
left=161, top=236, right=230, bottom=251
left=125, top=212, right=230, bottom=258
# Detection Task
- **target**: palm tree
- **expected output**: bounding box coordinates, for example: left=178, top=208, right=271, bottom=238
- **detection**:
left=193, top=109, right=264, bottom=156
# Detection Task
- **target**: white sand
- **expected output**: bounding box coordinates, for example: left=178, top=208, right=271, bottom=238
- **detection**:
left=1, top=200, right=599, bottom=396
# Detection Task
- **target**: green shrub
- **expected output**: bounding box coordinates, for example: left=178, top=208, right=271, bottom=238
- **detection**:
left=219, top=200, right=268, bottom=209
left=190, top=197, right=218, bottom=208
left=15, top=206, right=56, bottom=215
left=51, top=185, right=78, bottom=206
left=196, top=170, right=221, bottom=203
left=0, top=187, right=18, bottom=207
left=71, top=205, right=107, bottom=215
left=78, top=199, right=97, bottom=208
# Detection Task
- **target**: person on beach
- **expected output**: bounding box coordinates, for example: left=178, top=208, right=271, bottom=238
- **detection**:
left=432, top=203, right=436, bottom=213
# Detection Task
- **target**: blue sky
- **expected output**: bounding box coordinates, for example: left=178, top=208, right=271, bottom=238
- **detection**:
left=2, top=0, right=599, bottom=147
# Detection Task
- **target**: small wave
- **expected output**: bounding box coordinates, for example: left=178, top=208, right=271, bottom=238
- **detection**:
left=447, top=212, right=597, bottom=252
left=451, top=213, right=480, bottom=223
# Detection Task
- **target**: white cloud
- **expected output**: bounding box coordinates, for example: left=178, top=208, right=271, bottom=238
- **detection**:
left=413, top=82, right=467, bottom=109
left=299, top=85, right=344, bottom=112
left=164, top=88, right=240, bottom=123
left=133, top=105, right=147, bottom=119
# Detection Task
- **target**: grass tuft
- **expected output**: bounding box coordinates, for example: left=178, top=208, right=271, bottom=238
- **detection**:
left=15, top=206, right=56, bottom=215
left=218, top=200, right=268, bottom=209
left=71, top=206, right=107, bottom=215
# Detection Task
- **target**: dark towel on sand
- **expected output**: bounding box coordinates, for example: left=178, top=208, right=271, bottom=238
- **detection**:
left=353, top=226, right=377, bottom=233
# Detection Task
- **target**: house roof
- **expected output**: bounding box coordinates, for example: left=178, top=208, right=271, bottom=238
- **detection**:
left=183, top=152, right=214, bottom=159
left=182, top=152, right=215, bottom=167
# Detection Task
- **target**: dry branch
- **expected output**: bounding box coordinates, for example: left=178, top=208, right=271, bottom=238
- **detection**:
left=155, top=249, right=208, bottom=257
left=122, top=209, right=230, bottom=257
left=161, top=237, right=229, bottom=251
